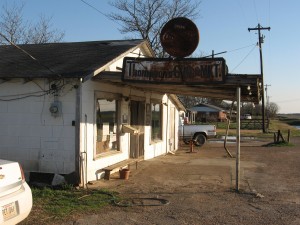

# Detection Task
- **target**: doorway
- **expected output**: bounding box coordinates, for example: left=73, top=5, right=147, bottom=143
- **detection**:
left=130, top=100, right=145, bottom=158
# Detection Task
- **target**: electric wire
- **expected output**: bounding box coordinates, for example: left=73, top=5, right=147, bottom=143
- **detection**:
left=268, top=0, right=271, bottom=27
left=230, top=44, right=257, bottom=73
left=0, top=32, right=75, bottom=101
left=31, top=80, right=46, bottom=91
left=235, top=0, right=248, bottom=26
left=0, top=80, right=70, bottom=101
left=0, top=90, right=48, bottom=98
left=79, top=0, right=124, bottom=28
left=275, top=99, right=300, bottom=104
left=0, top=32, right=62, bottom=78
left=80, top=0, right=107, bottom=18
left=226, top=43, right=257, bottom=54
left=0, top=92, right=49, bottom=101
left=235, top=0, right=253, bottom=43
left=201, top=43, right=256, bottom=59
left=253, top=0, right=259, bottom=23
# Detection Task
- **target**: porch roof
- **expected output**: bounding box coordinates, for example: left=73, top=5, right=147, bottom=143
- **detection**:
left=93, top=71, right=262, bottom=103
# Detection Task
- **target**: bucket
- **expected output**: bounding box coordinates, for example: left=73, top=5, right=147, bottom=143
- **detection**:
left=119, top=169, right=130, bottom=180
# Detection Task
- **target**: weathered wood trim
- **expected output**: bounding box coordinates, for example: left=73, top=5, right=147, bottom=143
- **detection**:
left=94, top=72, right=262, bottom=103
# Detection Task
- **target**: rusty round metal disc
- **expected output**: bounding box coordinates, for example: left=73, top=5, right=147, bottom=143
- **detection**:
left=160, top=17, right=199, bottom=58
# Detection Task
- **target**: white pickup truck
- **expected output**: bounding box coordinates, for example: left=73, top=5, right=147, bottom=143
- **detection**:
left=179, top=121, right=217, bottom=146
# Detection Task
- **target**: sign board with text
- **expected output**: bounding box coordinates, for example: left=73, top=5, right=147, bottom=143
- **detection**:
left=122, top=57, right=226, bottom=84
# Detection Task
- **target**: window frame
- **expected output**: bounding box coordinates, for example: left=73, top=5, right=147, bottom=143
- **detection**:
left=94, top=92, right=122, bottom=158
left=150, top=100, right=163, bottom=142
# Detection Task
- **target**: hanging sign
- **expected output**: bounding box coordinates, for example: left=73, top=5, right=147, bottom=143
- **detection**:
left=122, top=57, right=226, bottom=84
left=160, top=17, right=200, bottom=58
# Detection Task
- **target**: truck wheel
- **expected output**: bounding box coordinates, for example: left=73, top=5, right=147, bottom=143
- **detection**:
left=194, top=134, right=206, bottom=146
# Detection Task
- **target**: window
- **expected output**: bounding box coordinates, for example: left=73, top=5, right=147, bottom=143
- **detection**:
left=96, top=99, right=118, bottom=154
left=151, top=102, right=162, bottom=141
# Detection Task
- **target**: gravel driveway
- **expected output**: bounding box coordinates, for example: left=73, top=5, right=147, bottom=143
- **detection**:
left=62, top=137, right=300, bottom=224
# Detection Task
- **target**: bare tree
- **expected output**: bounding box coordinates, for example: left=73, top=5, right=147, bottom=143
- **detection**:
left=109, top=0, right=201, bottom=57
left=0, top=2, right=64, bottom=45
left=0, top=2, right=26, bottom=44
left=266, top=102, right=279, bottom=118
left=178, top=96, right=208, bottom=109
left=24, top=15, right=65, bottom=44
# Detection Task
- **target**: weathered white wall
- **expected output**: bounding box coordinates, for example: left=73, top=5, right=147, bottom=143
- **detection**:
left=143, top=94, right=179, bottom=160
left=80, top=80, right=130, bottom=181
left=0, top=78, right=78, bottom=174
left=0, top=47, right=182, bottom=182
left=80, top=81, right=182, bottom=182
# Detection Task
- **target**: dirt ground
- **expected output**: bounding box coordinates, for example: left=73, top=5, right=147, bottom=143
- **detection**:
left=61, top=137, right=300, bottom=224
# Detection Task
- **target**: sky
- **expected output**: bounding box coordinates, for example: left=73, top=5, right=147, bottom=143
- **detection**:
left=1, top=0, right=299, bottom=113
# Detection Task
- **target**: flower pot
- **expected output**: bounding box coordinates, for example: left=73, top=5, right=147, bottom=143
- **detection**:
left=119, top=168, right=130, bottom=180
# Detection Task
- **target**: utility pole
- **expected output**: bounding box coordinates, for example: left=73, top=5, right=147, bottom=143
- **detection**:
left=265, top=84, right=271, bottom=129
left=248, top=23, right=271, bottom=133
left=265, top=84, right=271, bottom=106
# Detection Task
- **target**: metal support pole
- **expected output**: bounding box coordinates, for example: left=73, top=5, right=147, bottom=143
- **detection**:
left=236, top=87, right=241, bottom=192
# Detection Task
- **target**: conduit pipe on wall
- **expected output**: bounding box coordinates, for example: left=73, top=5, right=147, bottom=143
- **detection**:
left=80, top=114, right=88, bottom=188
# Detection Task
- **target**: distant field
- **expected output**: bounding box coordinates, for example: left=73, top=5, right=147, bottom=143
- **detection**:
left=278, top=113, right=300, bottom=119
left=216, top=115, right=300, bottom=137
left=278, top=114, right=300, bottom=126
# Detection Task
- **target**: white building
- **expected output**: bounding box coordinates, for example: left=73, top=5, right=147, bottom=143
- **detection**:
left=0, top=39, right=185, bottom=185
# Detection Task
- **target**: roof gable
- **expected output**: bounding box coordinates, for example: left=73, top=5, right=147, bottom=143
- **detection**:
left=188, top=103, right=225, bottom=112
left=0, top=39, right=154, bottom=79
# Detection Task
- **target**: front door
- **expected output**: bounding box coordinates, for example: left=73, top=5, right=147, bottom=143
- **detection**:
left=130, top=100, right=145, bottom=158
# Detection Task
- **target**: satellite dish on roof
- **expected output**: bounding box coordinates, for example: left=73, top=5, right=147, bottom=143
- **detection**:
left=160, top=17, right=199, bottom=58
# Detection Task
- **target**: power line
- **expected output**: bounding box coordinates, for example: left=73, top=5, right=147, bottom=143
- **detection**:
left=0, top=32, right=71, bottom=101
left=268, top=0, right=271, bottom=27
left=79, top=0, right=124, bottom=28
left=201, top=43, right=256, bottom=59
left=0, top=90, right=47, bottom=98
left=276, top=99, right=300, bottom=104
left=230, top=44, right=257, bottom=72
left=0, top=92, right=48, bottom=101
left=0, top=32, right=62, bottom=78
left=80, top=0, right=107, bottom=18
left=226, top=43, right=257, bottom=54
left=252, top=0, right=259, bottom=23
